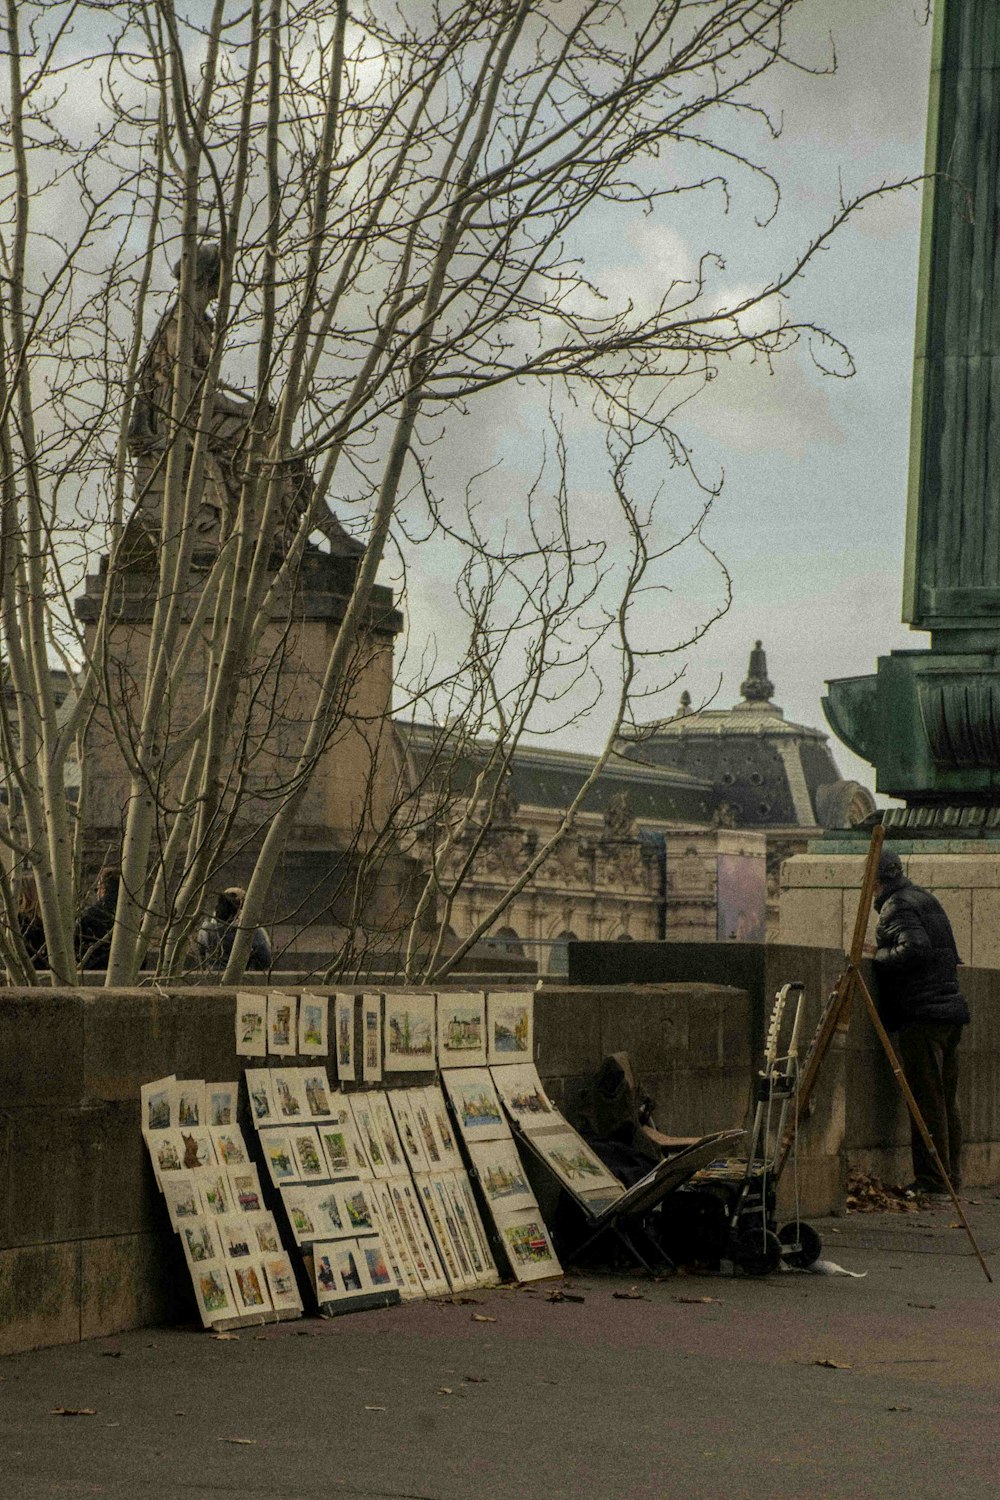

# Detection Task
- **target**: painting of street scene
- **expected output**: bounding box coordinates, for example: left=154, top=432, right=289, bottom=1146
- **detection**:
left=303, top=1072, right=331, bottom=1118
left=438, top=994, right=487, bottom=1068
left=234, top=1264, right=268, bottom=1309
left=299, top=997, right=326, bottom=1053
left=272, top=1072, right=303, bottom=1118
left=334, top=1242, right=364, bottom=1292
left=492, top=1063, right=553, bottom=1126
left=385, top=995, right=435, bottom=1069
left=319, top=1128, right=350, bottom=1175
left=232, top=1170, right=263, bottom=1214
left=143, top=1081, right=172, bottom=1132
left=503, top=1219, right=556, bottom=1268
left=197, top=1269, right=230, bottom=1316
left=363, top=1241, right=392, bottom=1287
left=488, top=993, right=533, bottom=1061
left=335, top=994, right=355, bottom=1080
left=183, top=1222, right=217, bottom=1263
left=445, top=1069, right=507, bottom=1141
left=344, top=1189, right=373, bottom=1232
left=537, top=1129, right=618, bottom=1189
left=471, top=1142, right=532, bottom=1204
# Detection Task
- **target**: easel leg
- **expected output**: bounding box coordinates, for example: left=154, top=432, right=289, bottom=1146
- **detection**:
left=855, top=973, right=992, bottom=1285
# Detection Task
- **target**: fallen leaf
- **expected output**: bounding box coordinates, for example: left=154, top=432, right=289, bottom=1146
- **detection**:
left=437, top=1387, right=453, bottom=1395
left=613, top=1287, right=649, bottom=1301
left=471, top=1313, right=496, bottom=1323
left=968, top=1198, right=983, bottom=1206
left=50, top=1408, right=96, bottom=1417
left=452, top=1295, right=482, bottom=1305
left=547, top=1288, right=586, bottom=1303
left=948, top=1222, right=962, bottom=1230
left=674, top=1296, right=721, bottom=1305
left=908, top=1302, right=936, bottom=1310
left=887, top=1405, right=912, bottom=1413
left=463, top=1375, right=488, bottom=1384
left=212, top=1332, right=240, bottom=1341
left=813, top=1359, right=851, bottom=1370
left=219, top=1438, right=257, bottom=1446
left=101, top=1351, right=122, bottom=1359
left=364, top=1406, right=386, bottom=1412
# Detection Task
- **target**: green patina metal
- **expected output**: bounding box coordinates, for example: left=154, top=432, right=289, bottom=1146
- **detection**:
left=824, top=0, right=1000, bottom=834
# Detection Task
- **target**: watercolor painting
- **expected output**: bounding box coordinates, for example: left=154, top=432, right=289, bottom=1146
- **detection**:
left=151, top=1132, right=184, bottom=1175
left=261, top=1130, right=298, bottom=1185
left=455, top=1173, right=497, bottom=1279
left=219, top=1216, right=254, bottom=1260
left=349, top=1099, right=388, bottom=1177
left=441, top=1175, right=487, bottom=1280
left=487, top=991, right=534, bottom=1064
left=362, top=1238, right=393, bottom=1289
left=533, top=1127, right=621, bottom=1192
left=252, top=1214, right=282, bottom=1255
left=179, top=1129, right=216, bottom=1170
left=298, top=993, right=328, bottom=1056
left=207, top=1083, right=236, bottom=1128
left=332, top=1241, right=365, bottom=1292
left=361, top=992, right=383, bottom=1082
left=388, top=1091, right=429, bottom=1172
left=175, top=1081, right=205, bottom=1129
left=468, top=1141, right=533, bottom=1209
left=343, top=1186, right=374, bottom=1233
left=391, top=1181, right=448, bottom=1294
left=444, top=1069, right=508, bottom=1142
left=211, top=1127, right=248, bottom=1167
left=420, top=1086, right=459, bottom=1162
left=329, top=1101, right=371, bottom=1175
left=334, top=993, right=356, bottom=1081
left=232, top=1261, right=271, bottom=1312
left=267, top=992, right=297, bottom=1056
left=181, top=1219, right=220, bottom=1265
left=162, top=1174, right=201, bottom=1226
left=197, top=1170, right=231, bottom=1217
left=437, top=993, right=488, bottom=1069
left=384, top=993, right=435, bottom=1072
left=371, top=1095, right=404, bottom=1171
left=289, top=1128, right=326, bottom=1181
left=263, top=1254, right=302, bottom=1312
left=195, top=1267, right=233, bottom=1323
left=501, top=1217, right=560, bottom=1279
left=243, top=1068, right=276, bottom=1125
left=284, top=1195, right=317, bottom=1243
left=313, top=1188, right=345, bottom=1237
left=228, top=1166, right=263, bottom=1215
left=318, top=1127, right=351, bottom=1177
left=301, top=1069, right=333, bottom=1120
left=235, top=992, right=267, bottom=1057
left=141, top=1075, right=175, bottom=1133
left=271, top=1069, right=308, bottom=1121
left=490, top=1062, right=554, bottom=1130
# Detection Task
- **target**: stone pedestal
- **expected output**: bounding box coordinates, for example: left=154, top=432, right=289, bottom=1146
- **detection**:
left=779, top=836, right=1000, bottom=968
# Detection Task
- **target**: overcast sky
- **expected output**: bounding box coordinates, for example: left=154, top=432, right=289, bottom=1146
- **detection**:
left=392, top=0, right=931, bottom=797
left=669, top=0, right=933, bottom=794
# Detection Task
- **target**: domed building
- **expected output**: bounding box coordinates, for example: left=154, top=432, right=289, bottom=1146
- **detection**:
left=397, top=643, right=874, bottom=966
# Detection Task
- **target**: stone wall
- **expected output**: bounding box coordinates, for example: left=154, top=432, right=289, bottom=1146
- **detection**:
left=0, top=980, right=748, bottom=1358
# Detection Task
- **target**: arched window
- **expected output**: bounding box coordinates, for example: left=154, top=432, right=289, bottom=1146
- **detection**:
left=490, top=925, right=524, bottom=958
left=548, top=929, right=578, bottom=976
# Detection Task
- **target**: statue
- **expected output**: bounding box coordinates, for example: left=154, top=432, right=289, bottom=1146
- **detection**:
left=740, top=641, right=774, bottom=704
left=126, top=243, right=359, bottom=559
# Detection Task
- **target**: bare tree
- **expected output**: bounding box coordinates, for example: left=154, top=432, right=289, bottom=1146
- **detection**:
left=0, top=0, right=911, bottom=984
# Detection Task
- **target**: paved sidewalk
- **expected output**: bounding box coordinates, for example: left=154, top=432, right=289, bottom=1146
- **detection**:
left=3, top=1200, right=999, bottom=1500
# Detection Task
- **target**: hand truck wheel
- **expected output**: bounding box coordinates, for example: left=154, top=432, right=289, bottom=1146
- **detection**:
left=732, top=1226, right=782, bottom=1277
left=778, top=1221, right=823, bottom=1269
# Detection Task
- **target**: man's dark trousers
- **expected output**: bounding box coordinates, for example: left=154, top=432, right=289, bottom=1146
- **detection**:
left=895, top=1022, right=963, bottom=1190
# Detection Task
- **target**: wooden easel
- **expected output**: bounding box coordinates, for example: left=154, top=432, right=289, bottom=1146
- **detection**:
left=778, top=825, right=991, bottom=1284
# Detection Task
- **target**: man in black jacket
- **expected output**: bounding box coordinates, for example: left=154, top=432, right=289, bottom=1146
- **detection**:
left=872, top=849, right=970, bottom=1198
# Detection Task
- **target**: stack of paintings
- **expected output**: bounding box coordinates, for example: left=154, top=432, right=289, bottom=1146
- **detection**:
left=490, top=1059, right=624, bottom=1219
left=141, top=1075, right=302, bottom=1328
left=443, top=1056, right=561, bottom=1283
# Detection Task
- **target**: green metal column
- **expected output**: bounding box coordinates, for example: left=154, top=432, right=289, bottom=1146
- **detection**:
left=824, top=0, right=1000, bottom=831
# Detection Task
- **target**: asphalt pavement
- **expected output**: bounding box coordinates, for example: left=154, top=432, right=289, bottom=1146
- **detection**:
left=3, top=1198, right=1000, bottom=1500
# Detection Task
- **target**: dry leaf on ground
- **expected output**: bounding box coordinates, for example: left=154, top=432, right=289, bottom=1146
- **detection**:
left=674, top=1296, right=721, bottom=1305
left=463, top=1375, right=487, bottom=1384
left=471, top=1313, right=496, bottom=1323
left=813, top=1359, right=851, bottom=1370
left=50, top=1408, right=96, bottom=1417
left=211, top=1332, right=240, bottom=1341
left=219, top=1437, right=257, bottom=1445
left=364, top=1406, right=386, bottom=1412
